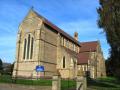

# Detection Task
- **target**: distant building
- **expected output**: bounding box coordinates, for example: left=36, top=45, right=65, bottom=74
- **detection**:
left=77, top=41, right=106, bottom=78
left=13, top=9, right=106, bottom=79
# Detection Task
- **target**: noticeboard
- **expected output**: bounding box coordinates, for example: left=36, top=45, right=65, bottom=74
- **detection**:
left=36, top=65, right=44, bottom=72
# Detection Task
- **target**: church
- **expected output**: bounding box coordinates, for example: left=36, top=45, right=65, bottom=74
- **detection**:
left=77, top=41, right=106, bottom=78
left=12, top=9, right=106, bottom=79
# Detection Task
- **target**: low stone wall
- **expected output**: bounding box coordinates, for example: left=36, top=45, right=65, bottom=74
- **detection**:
left=52, top=75, right=87, bottom=90
left=0, top=83, right=52, bottom=90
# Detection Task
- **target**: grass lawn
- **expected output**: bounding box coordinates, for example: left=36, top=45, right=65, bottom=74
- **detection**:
left=61, top=79, right=76, bottom=90
left=1, top=75, right=120, bottom=90
left=0, top=75, right=52, bottom=86
left=0, top=75, right=76, bottom=90
left=87, top=77, right=120, bottom=90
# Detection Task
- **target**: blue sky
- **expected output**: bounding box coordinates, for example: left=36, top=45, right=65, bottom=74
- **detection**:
left=0, top=0, right=110, bottom=63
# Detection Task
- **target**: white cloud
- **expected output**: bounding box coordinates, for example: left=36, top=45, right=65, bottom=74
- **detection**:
left=58, top=20, right=110, bottom=59
left=59, top=20, right=101, bottom=38
left=0, top=0, right=109, bottom=62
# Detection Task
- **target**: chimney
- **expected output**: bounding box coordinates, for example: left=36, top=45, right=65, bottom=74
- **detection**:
left=74, top=32, right=78, bottom=41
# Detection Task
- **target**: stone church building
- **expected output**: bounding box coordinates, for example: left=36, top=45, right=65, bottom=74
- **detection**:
left=13, top=9, right=106, bottom=79
left=13, top=9, right=80, bottom=79
left=77, top=41, right=106, bottom=78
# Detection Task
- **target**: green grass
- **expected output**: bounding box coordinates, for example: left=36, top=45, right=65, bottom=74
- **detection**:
left=61, top=79, right=76, bottom=90
left=0, top=75, right=76, bottom=90
left=1, top=75, right=120, bottom=90
left=0, top=75, right=12, bottom=83
left=0, top=75, right=76, bottom=89
left=0, top=75, right=52, bottom=86
left=87, top=77, right=120, bottom=90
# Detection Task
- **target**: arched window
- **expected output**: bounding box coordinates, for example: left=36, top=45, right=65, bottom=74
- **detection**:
left=30, top=37, right=34, bottom=59
left=27, top=34, right=30, bottom=59
left=23, top=34, right=34, bottom=60
left=63, top=56, right=65, bottom=68
left=23, top=39, right=27, bottom=59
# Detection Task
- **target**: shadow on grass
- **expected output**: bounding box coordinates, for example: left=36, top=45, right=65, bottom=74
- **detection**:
left=97, top=77, right=120, bottom=85
left=87, top=78, right=117, bottom=88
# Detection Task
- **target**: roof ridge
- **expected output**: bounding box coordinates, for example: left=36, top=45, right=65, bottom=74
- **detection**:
left=80, top=41, right=98, bottom=44
left=32, top=9, right=80, bottom=46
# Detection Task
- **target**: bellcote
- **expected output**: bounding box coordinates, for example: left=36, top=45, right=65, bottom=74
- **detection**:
left=74, top=32, right=78, bottom=41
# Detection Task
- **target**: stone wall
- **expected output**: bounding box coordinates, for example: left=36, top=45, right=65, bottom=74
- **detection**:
left=77, top=43, right=106, bottom=79
left=57, top=47, right=78, bottom=79
left=39, top=24, right=58, bottom=77
left=89, top=44, right=106, bottom=78
left=13, top=10, right=79, bottom=79
left=13, top=10, right=43, bottom=78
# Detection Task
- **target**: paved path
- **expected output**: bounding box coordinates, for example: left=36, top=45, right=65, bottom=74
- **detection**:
left=0, top=83, right=51, bottom=90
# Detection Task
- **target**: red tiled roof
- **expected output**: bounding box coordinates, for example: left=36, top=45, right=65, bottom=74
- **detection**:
left=77, top=52, right=90, bottom=64
left=33, top=10, right=80, bottom=46
left=77, top=41, right=99, bottom=65
left=80, top=41, right=98, bottom=52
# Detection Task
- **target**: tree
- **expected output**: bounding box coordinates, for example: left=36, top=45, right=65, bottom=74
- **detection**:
left=10, top=62, right=14, bottom=75
left=0, top=58, right=3, bottom=74
left=105, top=58, right=113, bottom=76
left=2, top=63, right=14, bottom=75
left=97, top=0, right=120, bottom=78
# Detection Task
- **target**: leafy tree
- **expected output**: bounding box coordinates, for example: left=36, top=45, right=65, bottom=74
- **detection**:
left=2, top=63, right=14, bottom=75
left=10, top=62, right=14, bottom=75
left=0, top=58, right=3, bottom=73
left=98, top=0, right=120, bottom=78
left=105, top=58, right=113, bottom=76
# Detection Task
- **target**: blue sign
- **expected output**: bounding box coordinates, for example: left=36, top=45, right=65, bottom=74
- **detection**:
left=36, top=65, right=44, bottom=72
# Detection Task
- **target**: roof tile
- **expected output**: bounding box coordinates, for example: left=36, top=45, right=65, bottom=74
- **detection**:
left=77, top=41, right=99, bottom=65
left=33, top=10, right=80, bottom=46
left=80, top=41, right=98, bottom=52
left=77, top=52, right=90, bottom=64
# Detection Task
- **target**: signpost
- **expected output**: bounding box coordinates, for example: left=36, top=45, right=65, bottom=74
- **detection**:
left=36, top=65, right=44, bottom=72
left=36, top=65, right=44, bottom=79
